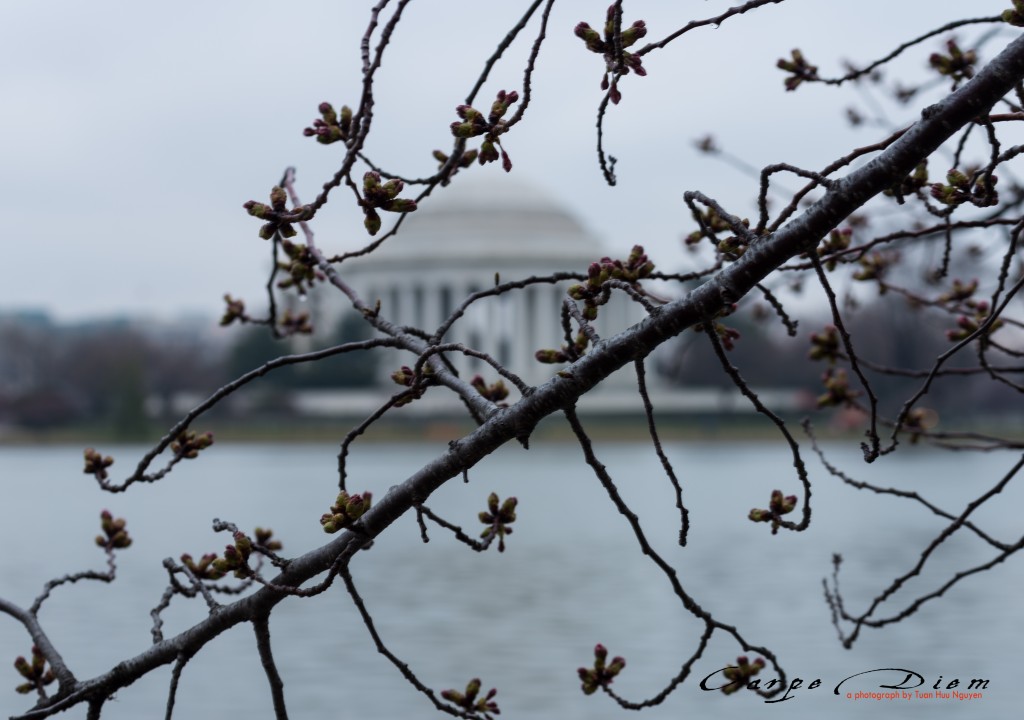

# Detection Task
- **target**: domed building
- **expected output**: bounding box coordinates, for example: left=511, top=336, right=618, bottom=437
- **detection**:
left=315, top=176, right=638, bottom=393
left=289, top=176, right=802, bottom=420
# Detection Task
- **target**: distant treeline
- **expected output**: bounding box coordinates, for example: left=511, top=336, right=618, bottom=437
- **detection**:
left=0, top=312, right=375, bottom=435
left=0, top=296, right=1014, bottom=437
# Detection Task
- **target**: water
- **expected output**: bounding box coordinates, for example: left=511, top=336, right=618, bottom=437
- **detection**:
left=1, top=440, right=1020, bottom=719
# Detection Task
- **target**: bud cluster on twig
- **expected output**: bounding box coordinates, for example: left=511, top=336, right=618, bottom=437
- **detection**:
left=574, top=6, right=648, bottom=104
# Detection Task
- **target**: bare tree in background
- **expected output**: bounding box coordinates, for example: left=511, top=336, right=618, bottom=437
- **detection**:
left=5, top=2, right=1024, bottom=717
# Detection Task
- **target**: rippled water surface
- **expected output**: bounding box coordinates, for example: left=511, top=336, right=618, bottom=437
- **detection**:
left=2, top=440, right=1020, bottom=719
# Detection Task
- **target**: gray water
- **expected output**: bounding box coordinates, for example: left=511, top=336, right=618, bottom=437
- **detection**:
left=1, top=440, right=1021, bottom=719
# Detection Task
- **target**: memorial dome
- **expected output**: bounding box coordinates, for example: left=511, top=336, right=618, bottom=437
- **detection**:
left=349, top=176, right=600, bottom=270
left=312, top=175, right=636, bottom=391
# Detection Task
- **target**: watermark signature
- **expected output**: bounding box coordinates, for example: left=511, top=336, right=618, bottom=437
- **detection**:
left=700, top=666, right=989, bottom=703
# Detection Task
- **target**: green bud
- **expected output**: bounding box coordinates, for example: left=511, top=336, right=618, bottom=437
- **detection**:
left=384, top=198, right=417, bottom=213
left=479, top=139, right=498, bottom=164
left=450, top=121, right=478, bottom=139
left=574, top=22, right=605, bottom=53
left=382, top=178, right=403, bottom=199
left=363, top=171, right=381, bottom=193
left=620, top=20, right=647, bottom=48
left=269, top=186, right=287, bottom=210
left=456, top=104, right=481, bottom=121
left=364, top=208, right=381, bottom=236
left=1004, top=8, right=1024, bottom=26
left=245, top=201, right=271, bottom=219
left=567, top=284, right=587, bottom=300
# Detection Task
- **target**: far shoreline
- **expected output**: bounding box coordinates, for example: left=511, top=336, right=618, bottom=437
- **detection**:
left=2, top=414, right=1016, bottom=447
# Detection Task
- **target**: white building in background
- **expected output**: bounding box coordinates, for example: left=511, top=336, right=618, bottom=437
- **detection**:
left=294, top=177, right=802, bottom=419
left=300, top=177, right=639, bottom=416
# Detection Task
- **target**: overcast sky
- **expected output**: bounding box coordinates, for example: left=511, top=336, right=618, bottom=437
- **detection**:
left=0, top=1, right=1011, bottom=323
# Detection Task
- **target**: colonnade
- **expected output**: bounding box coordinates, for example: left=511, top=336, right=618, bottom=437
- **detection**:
left=362, top=275, right=638, bottom=389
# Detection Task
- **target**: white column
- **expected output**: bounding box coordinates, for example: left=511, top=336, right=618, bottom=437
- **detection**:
left=514, top=288, right=533, bottom=386
left=457, top=280, right=477, bottom=379
left=423, top=279, right=441, bottom=336
left=400, top=285, right=415, bottom=330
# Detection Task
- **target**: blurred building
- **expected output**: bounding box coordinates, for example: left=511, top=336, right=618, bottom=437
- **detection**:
left=297, top=177, right=645, bottom=416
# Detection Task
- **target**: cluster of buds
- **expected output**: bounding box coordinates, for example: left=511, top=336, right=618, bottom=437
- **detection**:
left=479, top=492, right=517, bottom=552
left=808, top=325, right=841, bottom=363
left=360, top=171, right=418, bottom=236
left=303, top=102, right=353, bottom=145
left=535, top=331, right=591, bottom=365
left=715, top=234, right=751, bottom=261
left=83, top=447, right=114, bottom=481
left=883, top=160, right=929, bottom=202
left=95, top=510, right=132, bottom=550
left=578, top=643, right=626, bottom=695
left=220, top=294, right=247, bottom=326
left=254, top=527, right=283, bottom=552
left=566, top=245, right=655, bottom=321
left=441, top=678, right=500, bottom=717
left=930, top=168, right=998, bottom=207
left=244, top=185, right=306, bottom=241
left=946, top=299, right=1003, bottom=342
left=216, top=536, right=253, bottom=581
left=180, top=552, right=226, bottom=581
left=391, top=365, right=425, bottom=387
left=574, top=7, right=647, bottom=104
left=182, top=531, right=260, bottom=581
left=320, top=491, right=373, bottom=534
left=748, top=490, right=798, bottom=535
left=432, top=148, right=479, bottom=184
left=709, top=322, right=741, bottom=351
left=817, top=368, right=860, bottom=408
left=470, top=375, right=509, bottom=406
left=214, top=531, right=255, bottom=578
left=279, top=309, right=313, bottom=336
left=816, top=228, right=852, bottom=270
left=685, top=208, right=750, bottom=252
left=171, top=430, right=214, bottom=460
left=852, top=251, right=898, bottom=285
left=432, top=148, right=478, bottom=168
left=449, top=89, right=520, bottom=172
left=390, top=364, right=434, bottom=406
left=276, top=241, right=324, bottom=294
left=1004, top=0, right=1024, bottom=26
left=719, top=656, right=766, bottom=695
left=693, top=304, right=741, bottom=351
left=13, top=646, right=55, bottom=696
left=938, top=278, right=978, bottom=304
left=929, top=39, right=976, bottom=83
left=777, top=49, right=818, bottom=91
